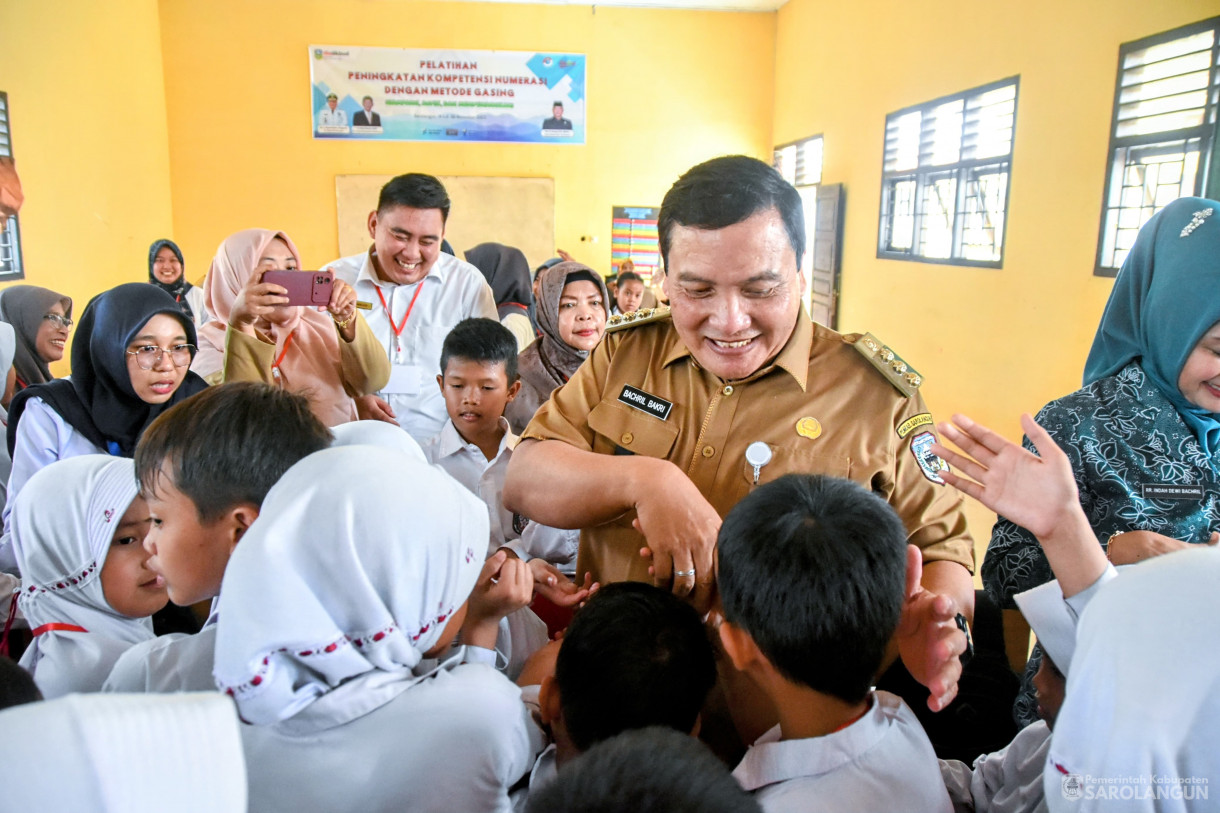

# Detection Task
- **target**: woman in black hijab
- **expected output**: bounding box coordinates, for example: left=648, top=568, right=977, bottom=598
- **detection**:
left=148, top=239, right=207, bottom=327
left=465, top=242, right=536, bottom=352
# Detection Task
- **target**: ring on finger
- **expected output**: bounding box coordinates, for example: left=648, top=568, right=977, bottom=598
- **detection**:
left=673, top=569, right=696, bottom=578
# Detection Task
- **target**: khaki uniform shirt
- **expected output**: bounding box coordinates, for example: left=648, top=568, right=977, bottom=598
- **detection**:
left=522, top=311, right=975, bottom=585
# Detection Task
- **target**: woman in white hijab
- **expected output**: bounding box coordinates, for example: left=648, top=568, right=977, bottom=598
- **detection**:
left=0, top=692, right=247, bottom=813
left=11, top=455, right=168, bottom=698
left=214, top=445, right=544, bottom=813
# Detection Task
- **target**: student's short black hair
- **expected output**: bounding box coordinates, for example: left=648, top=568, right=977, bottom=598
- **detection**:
left=555, top=582, right=716, bottom=753
left=658, top=154, right=804, bottom=271
left=0, top=656, right=41, bottom=711
left=718, top=474, right=908, bottom=704
left=376, top=173, right=451, bottom=223
left=525, top=727, right=762, bottom=813
left=616, top=271, right=643, bottom=286
left=134, top=383, right=333, bottom=523
left=439, top=318, right=519, bottom=383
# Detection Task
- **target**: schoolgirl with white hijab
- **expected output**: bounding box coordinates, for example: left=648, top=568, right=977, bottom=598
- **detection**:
left=214, top=445, right=545, bottom=813
left=11, top=455, right=168, bottom=698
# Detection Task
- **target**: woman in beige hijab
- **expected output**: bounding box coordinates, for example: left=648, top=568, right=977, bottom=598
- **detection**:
left=194, top=228, right=389, bottom=426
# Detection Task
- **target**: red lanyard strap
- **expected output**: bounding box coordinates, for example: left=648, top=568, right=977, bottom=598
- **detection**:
left=32, top=622, right=88, bottom=636
left=272, top=331, right=295, bottom=381
left=375, top=282, right=425, bottom=341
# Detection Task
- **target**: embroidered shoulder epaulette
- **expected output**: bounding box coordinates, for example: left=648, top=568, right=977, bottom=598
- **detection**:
left=605, top=306, right=672, bottom=333
left=850, top=332, right=922, bottom=397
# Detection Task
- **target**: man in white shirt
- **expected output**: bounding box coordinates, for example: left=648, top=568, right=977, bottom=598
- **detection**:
left=317, top=93, right=347, bottom=128
left=327, top=173, right=497, bottom=442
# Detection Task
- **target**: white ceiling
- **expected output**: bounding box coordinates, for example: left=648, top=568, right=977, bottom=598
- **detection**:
left=434, top=0, right=787, bottom=13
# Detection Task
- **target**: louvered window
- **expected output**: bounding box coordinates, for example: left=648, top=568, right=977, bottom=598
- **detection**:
left=774, top=136, right=823, bottom=188
left=0, top=91, right=24, bottom=281
left=1096, top=17, right=1220, bottom=276
left=877, top=78, right=1018, bottom=267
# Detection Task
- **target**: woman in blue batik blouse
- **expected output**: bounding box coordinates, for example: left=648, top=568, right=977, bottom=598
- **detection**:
left=983, top=196, right=1220, bottom=725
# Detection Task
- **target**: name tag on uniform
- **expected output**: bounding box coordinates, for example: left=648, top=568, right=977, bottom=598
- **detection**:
left=1141, top=484, right=1205, bottom=501
left=384, top=364, right=422, bottom=395
left=618, top=385, right=673, bottom=421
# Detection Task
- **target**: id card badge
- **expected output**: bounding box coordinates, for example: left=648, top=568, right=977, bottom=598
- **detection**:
left=384, top=364, right=422, bottom=395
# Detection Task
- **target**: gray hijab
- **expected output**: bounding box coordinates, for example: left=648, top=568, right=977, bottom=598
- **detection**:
left=532, top=261, right=609, bottom=383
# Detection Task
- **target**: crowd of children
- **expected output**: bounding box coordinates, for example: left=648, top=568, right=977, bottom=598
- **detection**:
left=0, top=167, right=1215, bottom=813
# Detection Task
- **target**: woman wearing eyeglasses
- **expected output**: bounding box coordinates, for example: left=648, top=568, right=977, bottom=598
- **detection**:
left=0, top=284, right=208, bottom=574
left=0, top=285, right=74, bottom=395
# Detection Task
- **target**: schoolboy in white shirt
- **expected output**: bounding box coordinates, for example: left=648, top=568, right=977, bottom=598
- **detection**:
left=512, top=581, right=717, bottom=811
left=103, top=383, right=333, bottom=692
left=423, top=318, right=587, bottom=579
left=719, top=474, right=953, bottom=813
left=422, top=318, right=592, bottom=676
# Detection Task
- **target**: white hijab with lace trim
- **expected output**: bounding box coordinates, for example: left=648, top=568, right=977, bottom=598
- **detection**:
left=13, top=455, right=154, bottom=697
left=213, top=445, right=487, bottom=726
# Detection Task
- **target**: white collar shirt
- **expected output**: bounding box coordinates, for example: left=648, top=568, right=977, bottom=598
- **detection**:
left=941, top=720, right=1050, bottom=813
left=329, top=249, right=497, bottom=442
left=421, top=419, right=577, bottom=566
left=318, top=108, right=346, bottom=126
left=103, top=613, right=219, bottom=694
left=732, top=691, right=953, bottom=813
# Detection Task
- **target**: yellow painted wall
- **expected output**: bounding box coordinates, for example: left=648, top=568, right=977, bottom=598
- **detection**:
left=156, top=0, right=775, bottom=277
left=773, top=0, right=1220, bottom=568
left=0, top=0, right=176, bottom=374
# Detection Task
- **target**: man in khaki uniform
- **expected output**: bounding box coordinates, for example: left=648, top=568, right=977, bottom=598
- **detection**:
left=504, top=155, right=973, bottom=711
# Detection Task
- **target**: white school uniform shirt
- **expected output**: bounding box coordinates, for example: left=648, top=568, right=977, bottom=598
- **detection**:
left=1046, top=548, right=1220, bottom=813
left=941, top=721, right=1050, bottom=813
left=0, top=692, right=247, bottom=813
left=328, top=249, right=497, bottom=443
left=0, top=397, right=105, bottom=573
left=421, top=417, right=578, bottom=565
left=732, top=691, right=953, bottom=813
left=242, top=661, right=542, bottom=813
left=104, top=613, right=219, bottom=693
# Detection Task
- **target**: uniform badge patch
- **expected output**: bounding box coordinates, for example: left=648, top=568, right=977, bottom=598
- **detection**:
left=795, top=417, right=822, bottom=440
left=910, top=431, right=948, bottom=484
left=897, top=412, right=933, bottom=439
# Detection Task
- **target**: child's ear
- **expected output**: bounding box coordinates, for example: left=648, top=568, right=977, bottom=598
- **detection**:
left=718, top=619, right=762, bottom=673
left=539, top=675, right=562, bottom=727
left=435, top=373, right=444, bottom=394
left=228, top=504, right=261, bottom=553
left=506, top=379, right=522, bottom=402
left=904, top=544, right=923, bottom=600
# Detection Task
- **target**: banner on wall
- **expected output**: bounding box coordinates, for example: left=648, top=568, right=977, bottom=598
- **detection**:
left=611, top=206, right=660, bottom=283
left=309, top=45, right=586, bottom=144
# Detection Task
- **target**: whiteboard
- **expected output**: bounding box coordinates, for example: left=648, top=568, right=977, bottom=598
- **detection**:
left=336, top=174, right=555, bottom=271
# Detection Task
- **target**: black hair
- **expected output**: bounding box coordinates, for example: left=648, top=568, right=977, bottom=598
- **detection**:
left=526, top=727, right=762, bottom=813
left=362, top=95, right=373, bottom=103
left=439, top=318, right=519, bottom=383
left=616, top=271, right=643, bottom=286
left=555, top=582, right=716, bottom=752
left=718, top=474, right=908, bottom=704
left=552, top=101, right=564, bottom=108
left=0, top=656, right=41, bottom=711
left=658, top=154, right=805, bottom=270
left=376, top=173, right=451, bottom=223
left=134, top=382, right=333, bottom=522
